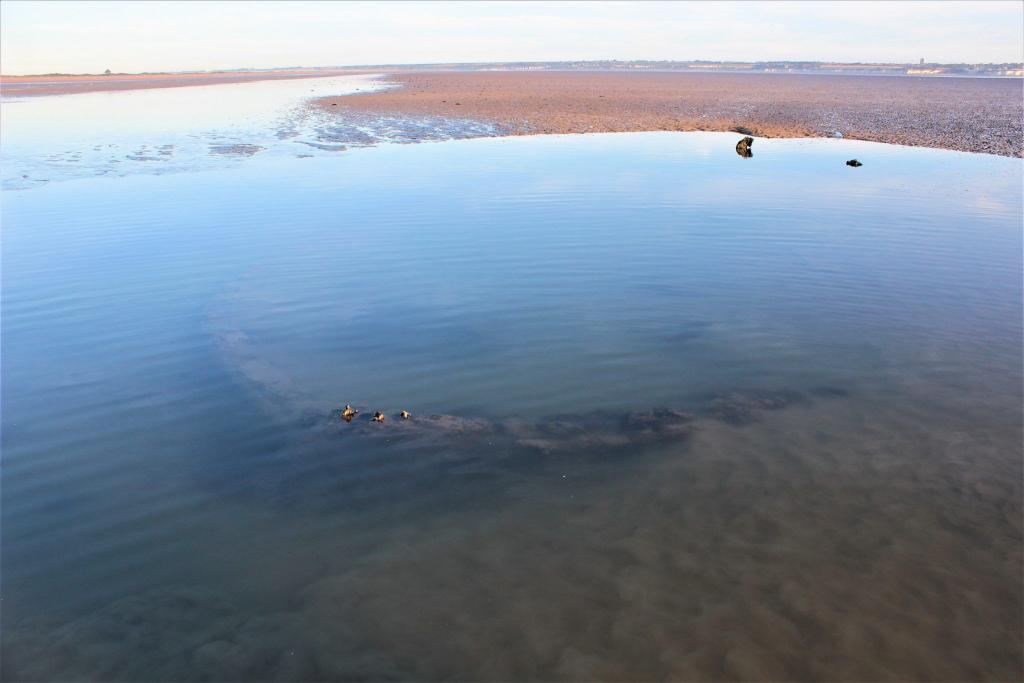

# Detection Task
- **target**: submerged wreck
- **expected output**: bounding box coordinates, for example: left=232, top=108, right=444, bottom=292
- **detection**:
left=328, top=386, right=833, bottom=456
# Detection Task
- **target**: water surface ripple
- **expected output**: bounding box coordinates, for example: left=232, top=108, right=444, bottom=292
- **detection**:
left=2, top=82, right=1022, bottom=682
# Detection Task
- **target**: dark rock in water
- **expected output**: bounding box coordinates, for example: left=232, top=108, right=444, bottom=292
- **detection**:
left=735, top=136, right=754, bottom=158
left=731, top=126, right=755, bottom=135
left=846, top=159, right=863, bottom=167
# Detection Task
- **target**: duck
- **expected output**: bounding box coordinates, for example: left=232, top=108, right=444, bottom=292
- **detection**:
left=846, top=159, right=863, bottom=167
left=372, top=411, right=385, bottom=422
left=400, top=410, right=411, bottom=420
left=341, top=404, right=357, bottom=421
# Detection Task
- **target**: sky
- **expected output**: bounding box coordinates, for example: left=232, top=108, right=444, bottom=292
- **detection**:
left=2, top=1, right=1022, bottom=75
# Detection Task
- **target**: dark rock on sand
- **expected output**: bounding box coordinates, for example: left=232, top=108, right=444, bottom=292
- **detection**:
left=731, top=126, right=755, bottom=135
left=735, top=136, right=754, bottom=158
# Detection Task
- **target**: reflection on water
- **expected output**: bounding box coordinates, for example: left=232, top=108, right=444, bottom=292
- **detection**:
left=0, top=74, right=512, bottom=190
left=1, top=78, right=1022, bottom=681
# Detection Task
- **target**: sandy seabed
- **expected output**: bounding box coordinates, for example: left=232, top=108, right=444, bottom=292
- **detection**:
left=5, top=302, right=1020, bottom=681
left=5, top=396, right=1020, bottom=681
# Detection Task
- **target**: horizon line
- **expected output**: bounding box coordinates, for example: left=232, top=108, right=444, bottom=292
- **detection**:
left=4, top=57, right=1024, bottom=79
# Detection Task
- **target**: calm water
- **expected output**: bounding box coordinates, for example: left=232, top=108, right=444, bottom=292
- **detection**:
left=2, top=78, right=1022, bottom=681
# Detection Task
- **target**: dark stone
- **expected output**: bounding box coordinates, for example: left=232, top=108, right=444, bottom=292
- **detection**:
left=731, top=126, right=755, bottom=135
left=735, top=136, right=754, bottom=158
left=846, top=159, right=863, bottom=167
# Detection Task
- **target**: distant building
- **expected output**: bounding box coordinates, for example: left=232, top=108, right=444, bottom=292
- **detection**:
left=920, top=58, right=924, bottom=65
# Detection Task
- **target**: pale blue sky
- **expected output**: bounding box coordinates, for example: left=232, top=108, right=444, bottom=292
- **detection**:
left=2, top=1, right=1022, bottom=75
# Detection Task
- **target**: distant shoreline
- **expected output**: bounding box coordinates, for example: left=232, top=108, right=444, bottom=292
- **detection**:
left=316, top=71, right=1024, bottom=158
left=3, top=68, right=1020, bottom=158
left=0, top=69, right=368, bottom=97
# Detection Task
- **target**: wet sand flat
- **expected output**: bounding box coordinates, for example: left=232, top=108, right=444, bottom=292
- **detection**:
left=317, top=71, right=1024, bottom=157
left=0, top=69, right=367, bottom=97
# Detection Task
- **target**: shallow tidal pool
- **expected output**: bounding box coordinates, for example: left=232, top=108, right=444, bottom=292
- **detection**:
left=1, top=80, right=1022, bottom=681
